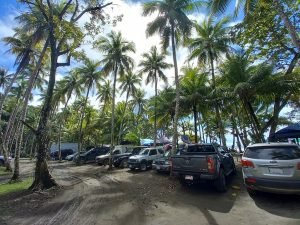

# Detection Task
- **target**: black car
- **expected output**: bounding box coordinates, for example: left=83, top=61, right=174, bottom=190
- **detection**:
left=75, top=146, right=110, bottom=163
left=113, top=146, right=146, bottom=168
left=50, top=149, right=74, bottom=160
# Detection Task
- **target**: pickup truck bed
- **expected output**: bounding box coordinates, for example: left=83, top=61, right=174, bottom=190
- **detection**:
left=171, top=143, right=236, bottom=192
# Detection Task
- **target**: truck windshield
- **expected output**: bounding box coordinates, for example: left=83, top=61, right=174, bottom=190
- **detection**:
left=139, top=149, right=149, bottom=155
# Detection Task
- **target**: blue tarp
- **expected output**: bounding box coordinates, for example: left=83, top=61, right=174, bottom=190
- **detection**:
left=270, top=123, right=300, bottom=139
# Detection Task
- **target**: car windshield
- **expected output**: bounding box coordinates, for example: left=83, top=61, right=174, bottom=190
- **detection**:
left=245, top=146, right=300, bottom=160
left=139, top=149, right=149, bottom=155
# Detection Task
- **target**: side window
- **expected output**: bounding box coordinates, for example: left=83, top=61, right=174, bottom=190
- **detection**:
left=150, top=149, right=157, bottom=156
left=218, top=147, right=225, bottom=154
left=113, top=150, right=121, bottom=155
left=158, top=149, right=164, bottom=154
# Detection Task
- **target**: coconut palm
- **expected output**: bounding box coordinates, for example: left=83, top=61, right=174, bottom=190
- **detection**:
left=180, top=67, right=210, bottom=143
left=186, top=17, right=231, bottom=147
left=139, top=46, right=172, bottom=146
left=131, top=89, right=147, bottom=116
left=95, top=31, right=135, bottom=168
left=76, top=58, right=103, bottom=156
left=96, top=80, right=112, bottom=113
left=118, top=70, right=141, bottom=143
left=143, top=0, right=195, bottom=153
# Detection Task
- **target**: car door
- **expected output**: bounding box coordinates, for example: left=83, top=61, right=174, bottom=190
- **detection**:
left=149, top=149, right=157, bottom=164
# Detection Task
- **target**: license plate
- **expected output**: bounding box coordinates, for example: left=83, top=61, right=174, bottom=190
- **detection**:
left=156, top=166, right=160, bottom=170
left=269, top=168, right=283, bottom=174
left=185, top=175, right=193, bottom=180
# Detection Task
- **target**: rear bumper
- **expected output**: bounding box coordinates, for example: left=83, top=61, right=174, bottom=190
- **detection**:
left=172, top=170, right=217, bottom=180
left=244, top=177, right=300, bottom=194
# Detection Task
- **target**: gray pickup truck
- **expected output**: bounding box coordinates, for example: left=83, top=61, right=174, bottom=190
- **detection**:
left=171, top=143, right=236, bottom=192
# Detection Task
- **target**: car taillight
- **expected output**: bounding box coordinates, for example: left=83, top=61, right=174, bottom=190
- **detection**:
left=207, top=156, right=215, bottom=173
left=297, top=162, right=300, bottom=170
left=241, top=159, right=255, bottom=168
left=245, top=178, right=256, bottom=184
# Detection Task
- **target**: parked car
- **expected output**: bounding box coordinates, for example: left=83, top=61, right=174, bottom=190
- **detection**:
left=66, top=151, right=85, bottom=161
left=152, top=150, right=181, bottom=173
left=75, top=146, right=110, bottom=164
left=172, top=143, right=236, bottom=192
left=113, top=146, right=147, bottom=168
left=128, top=147, right=164, bottom=171
left=96, top=147, right=127, bottom=166
left=0, top=155, right=12, bottom=166
left=242, top=142, right=300, bottom=195
left=50, top=149, right=74, bottom=160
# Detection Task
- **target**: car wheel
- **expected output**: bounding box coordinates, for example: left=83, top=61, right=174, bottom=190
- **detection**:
left=103, top=158, right=109, bottom=166
left=214, top=168, right=227, bottom=192
left=130, top=168, right=135, bottom=171
left=120, top=159, right=128, bottom=168
left=140, top=162, right=147, bottom=171
left=246, top=187, right=256, bottom=196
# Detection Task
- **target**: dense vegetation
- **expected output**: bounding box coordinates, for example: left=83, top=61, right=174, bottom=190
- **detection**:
left=0, top=0, right=299, bottom=190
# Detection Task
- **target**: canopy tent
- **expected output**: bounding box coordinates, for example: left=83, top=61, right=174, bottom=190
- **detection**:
left=269, top=123, right=300, bottom=140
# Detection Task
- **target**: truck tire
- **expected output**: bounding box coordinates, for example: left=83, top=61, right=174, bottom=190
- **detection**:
left=214, top=168, right=227, bottom=192
left=120, top=159, right=128, bottom=168
left=140, top=161, right=147, bottom=171
left=103, top=158, right=109, bottom=166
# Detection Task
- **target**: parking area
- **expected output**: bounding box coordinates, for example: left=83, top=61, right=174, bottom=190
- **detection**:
left=0, top=160, right=300, bottom=225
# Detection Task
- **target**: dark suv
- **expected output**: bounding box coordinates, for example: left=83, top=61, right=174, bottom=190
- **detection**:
left=50, top=149, right=74, bottom=160
left=113, top=146, right=147, bottom=168
left=75, top=146, right=110, bottom=163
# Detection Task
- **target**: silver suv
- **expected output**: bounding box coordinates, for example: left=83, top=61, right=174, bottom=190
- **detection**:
left=128, top=147, right=164, bottom=171
left=242, top=143, right=300, bottom=194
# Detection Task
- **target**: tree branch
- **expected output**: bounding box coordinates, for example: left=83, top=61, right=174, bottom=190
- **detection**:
left=59, top=0, right=73, bottom=20
left=70, top=0, right=79, bottom=21
left=21, top=120, right=37, bottom=135
left=73, top=2, right=113, bottom=22
left=58, top=48, right=70, bottom=56
left=286, top=52, right=300, bottom=75
left=57, top=55, right=71, bottom=67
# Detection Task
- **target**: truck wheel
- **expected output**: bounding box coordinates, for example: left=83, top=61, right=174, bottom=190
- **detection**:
left=214, top=168, right=227, bottom=192
left=140, top=162, right=147, bottom=171
left=120, top=159, right=128, bottom=168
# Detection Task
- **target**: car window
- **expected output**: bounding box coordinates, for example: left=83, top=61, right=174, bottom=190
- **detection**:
left=158, top=149, right=164, bottom=154
left=244, top=146, right=300, bottom=160
left=186, top=145, right=215, bottom=153
left=139, top=149, right=149, bottom=155
left=150, top=149, right=157, bottom=156
left=113, top=150, right=121, bottom=155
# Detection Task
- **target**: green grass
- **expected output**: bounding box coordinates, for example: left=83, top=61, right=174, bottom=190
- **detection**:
left=0, top=167, right=11, bottom=176
left=0, top=178, right=33, bottom=196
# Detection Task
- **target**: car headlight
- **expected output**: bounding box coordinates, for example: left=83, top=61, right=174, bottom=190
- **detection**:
left=165, top=161, right=170, bottom=165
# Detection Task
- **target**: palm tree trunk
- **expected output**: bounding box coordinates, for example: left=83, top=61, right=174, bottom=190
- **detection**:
left=154, top=73, right=157, bottom=147
left=30, top=32, right=58, bottom=191
left=273, top=0, right=300, bottom=52
left=58, top=123, right=62, bottom=162
left=118, top=89, right=130, bottom=144
left=77, top=82, right=92, bottom=162
left=209, top=52, right=227, bottom=147
left=171, top=23, right=180, bottom=155
left=193, top=105, right=198, bottom=143
left=109, top=64, right=118, bottom=168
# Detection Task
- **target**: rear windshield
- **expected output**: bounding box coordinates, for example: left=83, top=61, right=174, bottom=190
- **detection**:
left=186, top=145, right=216, bottom=153
left=244, top=146, right=300, bottom=160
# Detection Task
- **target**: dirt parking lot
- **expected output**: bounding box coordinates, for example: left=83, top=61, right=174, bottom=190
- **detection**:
left=1, top=159, right=300, bottom=225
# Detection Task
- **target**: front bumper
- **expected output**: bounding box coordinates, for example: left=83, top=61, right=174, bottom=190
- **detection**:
left=128, top=162, right=141, bottom=169
left=152, top=163, right=170, bottom=172
left=244, top=176, right=300, bottom=194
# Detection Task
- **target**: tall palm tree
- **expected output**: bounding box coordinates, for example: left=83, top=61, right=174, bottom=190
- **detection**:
left=76, top=58, right=103, bottom=156
left=96, top=80, right=112, bottom=113
left=95, top=31, right=135, bottom=168
left=208, top=0, right=300, bottom=52
left=143, top=0, right=195, bottom=153
left=139, top=46, right=172, bottom=146
left=180, top=67, right=210, bottom=143
left=118, top=70, right=141, bottom=143
left=187, top=17, right=231, bottom=147
left=131, top=89, right=147, bottom=116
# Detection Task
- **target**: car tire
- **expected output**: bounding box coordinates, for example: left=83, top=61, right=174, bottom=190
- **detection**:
left=246, top=187, right=256, bottom=196
left=120, top=159, right=128, bottom=168
left=130, top=168, right=135, bottom=171
left=214, top=168, right=227, bottom=192
left=140, top=161, right=147, bottom=171
left=103, top=159, right=109, bottom=166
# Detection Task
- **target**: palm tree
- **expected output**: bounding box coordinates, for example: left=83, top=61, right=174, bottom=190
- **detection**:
left=95, top=31, right=135, bottom=168
left=187, top=17, right=231, bottom=147
left=131, top=89, right=147, bottom=116
left=96, top=80, right=112, bottom=113
left=208, top=0, right=300, bottom=52
left=118, top=70, right=141, bottom=143
left=180, top=67, right=210, bottom=143
left=76, top=58, right=103, bottom=157
left=139, top=46, right=172, bottom=146
left=143, top=0, right=195, bottom=153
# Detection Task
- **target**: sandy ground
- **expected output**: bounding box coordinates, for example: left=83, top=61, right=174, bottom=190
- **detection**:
left=1, top=159, right=300, bottom=225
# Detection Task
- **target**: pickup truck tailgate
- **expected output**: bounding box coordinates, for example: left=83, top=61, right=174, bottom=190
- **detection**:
left=172, top=155, right=210, bottom=173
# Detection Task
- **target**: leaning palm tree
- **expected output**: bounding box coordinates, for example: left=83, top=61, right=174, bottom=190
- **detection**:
left=139, top=46, right=172, bottom=146
left=76, top=58, right=103, bottom=157
left=131, top=88, right=147, bottom=116
left=118, top=70, right=141, bottom=143
left=143, top=0, right=195, bottom=153
left=95, top=31, right=135, bottom=168
left=186, top=17, right=231, bottom=147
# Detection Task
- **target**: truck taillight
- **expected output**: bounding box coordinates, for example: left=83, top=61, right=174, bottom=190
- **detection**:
left=241, top=159, right=255, bottom=168
left=207, top=156, right=215, bottom=173
left=297, top=162, right=300, bottom=170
